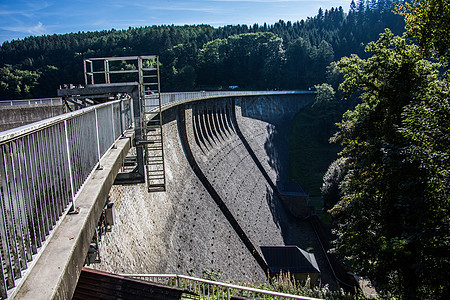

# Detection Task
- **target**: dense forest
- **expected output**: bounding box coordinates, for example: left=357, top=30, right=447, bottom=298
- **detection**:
left=0, top=0, right=406, bottom=99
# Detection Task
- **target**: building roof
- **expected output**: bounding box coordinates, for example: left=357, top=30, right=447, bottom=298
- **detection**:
left=276, top=181, right=308, bottom=196
left=260, top=246, right=320, bottom=274
left=72, top=268, right=184, bottom=300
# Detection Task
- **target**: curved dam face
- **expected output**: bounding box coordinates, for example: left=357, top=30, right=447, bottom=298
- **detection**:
left=96, top=93, right=332, bottom=284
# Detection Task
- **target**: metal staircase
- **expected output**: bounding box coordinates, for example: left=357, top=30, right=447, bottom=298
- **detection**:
left=67, top=55, right=166, bottom=192
left=138, top=56, right=166, bottom=192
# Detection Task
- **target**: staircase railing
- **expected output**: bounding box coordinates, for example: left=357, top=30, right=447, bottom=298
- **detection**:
left=120, top=274, right=322, bottom=300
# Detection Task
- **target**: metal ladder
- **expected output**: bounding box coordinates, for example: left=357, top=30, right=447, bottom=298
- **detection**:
left=138, top=56, right=166, bottom=192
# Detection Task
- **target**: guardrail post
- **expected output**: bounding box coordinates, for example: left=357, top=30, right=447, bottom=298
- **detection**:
left=119, top=100, right=124, bottom=136
left=83, top=59, right=88, bottom=86
left=177, top=275, right=181, bottom=288
left=111, top=104, right=116, bottom=148
left=63, top=120, right=76, bottom=209
left=94, top=109, right=102, bottom=169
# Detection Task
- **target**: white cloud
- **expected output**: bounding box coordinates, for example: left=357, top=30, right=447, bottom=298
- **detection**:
left=1, top=21, right=47, bottom=35
left=29, top=21, right=46, bottom=34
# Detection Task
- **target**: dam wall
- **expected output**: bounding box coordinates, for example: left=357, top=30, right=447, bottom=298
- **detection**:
left=94, top=93, right=334, bottom=284
left=0, top=103, right=64, bottom=132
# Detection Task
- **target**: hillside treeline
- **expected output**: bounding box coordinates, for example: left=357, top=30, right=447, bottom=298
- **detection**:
left=0, top=0, right=405, bottom=99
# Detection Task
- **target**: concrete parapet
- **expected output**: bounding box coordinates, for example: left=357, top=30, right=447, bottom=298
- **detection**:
left=0, top=103, right=64, bottom=132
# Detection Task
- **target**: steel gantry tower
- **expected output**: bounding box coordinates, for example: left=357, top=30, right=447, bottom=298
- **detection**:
left=58, top=55, right=166, bottom=192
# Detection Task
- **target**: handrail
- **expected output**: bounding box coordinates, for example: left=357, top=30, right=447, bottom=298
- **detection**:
left=0, top=98, right=62, bottom=107
left=120, top=274, right=322, bottom=300
left=85, top=55, right=158, bottom=61
left=0, top=98, right=132, bottom=298
left=159, top=90, right=315, bottom=108
left=0, top=99, right=129, bottom=144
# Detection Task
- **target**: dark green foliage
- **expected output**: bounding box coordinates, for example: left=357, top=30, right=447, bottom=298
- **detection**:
left=0, top=0, right=405, bottom=99
left=400, top=77, right=450, bottom=298
left=321, top=157, right=348, bottom=209
left=399, top=0, right=450, bottom=62
left=0, top=65, right=40, bottom=99
left=289, top=83, right=344, bottom=198
left=329, top=28, right=450, bottom=298
left=197, top=32, right=284, bottom=89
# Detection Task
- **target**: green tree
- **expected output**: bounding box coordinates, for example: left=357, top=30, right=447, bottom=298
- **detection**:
left=398, top=0, right=450, bottom=61
left=400, top=78, right=450, bottom=298
left=0, top=65, right=40, bottom=99
left=330, top=30, right=448, bottom=298
left=321, top=157, right=348, bottom=209
left=284, top=38, right=313, bottom=88
left=313, top=83, right=336, bottom=109
left=198, top=32, right=284, bottom=89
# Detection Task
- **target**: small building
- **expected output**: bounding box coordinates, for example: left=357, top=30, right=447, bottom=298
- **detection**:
left=260, top=246, right=320, bottom=286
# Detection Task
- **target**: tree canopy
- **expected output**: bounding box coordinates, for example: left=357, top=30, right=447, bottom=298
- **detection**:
left=327, top=1, right=450, bottom=297
left=398, top=0, right=450, bottom=61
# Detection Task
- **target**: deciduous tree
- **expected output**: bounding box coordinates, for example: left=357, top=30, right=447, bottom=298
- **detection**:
left=330, top=30, right=449, bottom=298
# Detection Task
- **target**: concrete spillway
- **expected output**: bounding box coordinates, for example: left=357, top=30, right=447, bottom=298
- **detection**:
left=95, top=93, right=335, bottom=285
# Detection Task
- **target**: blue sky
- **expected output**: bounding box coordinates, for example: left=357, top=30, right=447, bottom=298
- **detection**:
left=0, top=0, right=351, bottom=44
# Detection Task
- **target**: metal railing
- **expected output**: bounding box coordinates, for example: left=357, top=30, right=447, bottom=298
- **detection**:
left=120, top=274, right=321, bottom=300
left=0, top=98, right=63, bottom=107
left=159, top=91, right=314, bottom=107
left=0, top=91, right=313, bottom=109
left=0, top=98, right=132, bottom=298
left=83, top=55, right=158, bottom=85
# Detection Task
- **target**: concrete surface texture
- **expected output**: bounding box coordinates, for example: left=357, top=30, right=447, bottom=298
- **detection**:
left=95, top=94, right=336, bottom=286
left=0, top=103, right=64, bottom=132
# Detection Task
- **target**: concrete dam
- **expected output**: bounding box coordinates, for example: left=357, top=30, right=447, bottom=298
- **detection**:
left=94, top=93, right=336, bottom=286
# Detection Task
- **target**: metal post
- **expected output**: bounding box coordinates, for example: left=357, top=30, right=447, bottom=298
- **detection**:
left=94, top=109, right=102, bottom=169
left=131, top=87, right=145, bottom=178
left=104, top=59, right=110, bottom=84
left=83, top=59, right=88, bottom=86
left=119, top=100, right=124, bottom=135
left=64, top=120, right=76, bottom=209
left=111, top=104, right=116, bottom=148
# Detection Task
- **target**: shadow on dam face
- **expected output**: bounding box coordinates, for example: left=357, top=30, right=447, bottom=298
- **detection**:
left=94, top=93, right=337, bottom=288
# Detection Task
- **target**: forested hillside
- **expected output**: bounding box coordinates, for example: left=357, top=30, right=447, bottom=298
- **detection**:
left=0, top=0, right=405, bottom=99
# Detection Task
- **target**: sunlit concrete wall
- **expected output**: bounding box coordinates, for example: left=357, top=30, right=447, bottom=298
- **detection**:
left=0, top=103, right=64, bottom=132
left=95, top=94, right=325, bottom=283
